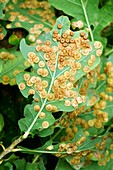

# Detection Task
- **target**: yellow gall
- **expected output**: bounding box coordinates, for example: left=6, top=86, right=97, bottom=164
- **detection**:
left=106, top=61, right=112, bottom=67
left=83, top=66, right=90, bottom=73
left=28, top=52, right=36, bottom=63
left=72, top=20, right=84, bottom=29
left=13, top=70, right=20, bottom=76
left=34, top=56, right=40, bottom=63
left=88, top=59, right=94, bottom=66
left=82, top=49, right=89, bottom=56
left=24, top=61, right=31, bottom=67
left=42, top=121, right=49, bottom=129
left=80, top=136, right=86, bottom=142
left=75, top=62, right=82, bottom=70
left=94, top=41, right=102, bottom=49
left=2, top=75, right=9, bottom=82
left=83, top=131, right=90, bottom=136
left=72, top=127, right=78, bottom=133
left=46, top=104, right=53, bottom=111
left=88, top=119, right=95, bottom=127
left=44, top=40, right=51, bottom=46
left=39, top=112, right=46, bottom=119
left=96, top=49, right=102, bottom=57
left=30, top=76, right=37, bottom=83
left=64, top=71, right=70, bottom=79
left=9, top=54, right=15, bottom=60
left=41, top=80, right=48, bottom=88
left=47, top=93, right=55, bottom=101
left=26, top=80, right=33, bottom=87
left=34, top=105, right=40, bottom=111
left=94, top=119, right=102, bottom=128
left=28, top=35, right=36, bottom=42
left=90, top=55, right=96, bottom=61
left=99, top=74, right=106, bottom=80
left=19, top=82, right=26, bottom=90
left=52, top=46, right=58, bottom=52
left=76, top=97, right=82, bottom=104
left=34, top=98, right=40, bottom=102
left=36, top=39, right=42, bottom=45
left=110, top=153, right=113, bottom=158
left=106, top=87, right=113, bottom=93
left=57, top=23, right=62, bottom=29
left=64, top=100, right=71, bottom=106
left=36, top=45, right=42, bottom=52
left=46, top=145, right=54, bottom=151
left=37, top=68, right=43, bottom=75
left=52, top=105, right=58, bottom=112
left=38, top=61, right=45, bottom=67
left=28, top=52, right=36, bottom=58
left=108, top=96, right=113, bottom=101
left=66, top=82, right=73, bottom=90
left=70, top=76, right=76, bottom=83
left=28, top=89, right=35, bottom=95
left=81, top=95, right=86, bottom=102
left=36, top=77, right=41, bottom=83
left=10, top=78, right=16, bottom=85
left=42, top=68, right=49, bottom=77
left=110, top=144, right=113, bottom=150
left=99, top=100, right=106, bottom=109
left=23, top=73, right=30, bottom=81
left=40, top=90, right=47, bottom=98
left=71, top=99, right=78, bottom=108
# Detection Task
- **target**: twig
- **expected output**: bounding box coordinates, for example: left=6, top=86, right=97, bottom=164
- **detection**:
left=0, top=136, right=23, bottom=162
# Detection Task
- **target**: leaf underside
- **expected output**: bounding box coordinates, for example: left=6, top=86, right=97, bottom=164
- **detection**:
left=17, top=16, right=103, bottom=136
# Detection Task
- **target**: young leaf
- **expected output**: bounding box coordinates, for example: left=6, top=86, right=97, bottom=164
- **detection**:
left=17, top=15, right=103, bottom=138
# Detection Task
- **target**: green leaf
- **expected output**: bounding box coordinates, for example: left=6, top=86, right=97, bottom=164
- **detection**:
left=14, top=159, right=39, bottom=170
left=0, top=0, right=9, bottom=19
left=17, top=16, right=103, bottom=138
left=49, top=0, right=113, bottom=46
left=82, top=159, right=113, bottom=170
left=0, top=24, right=7, bottom=40
left=4, top=0, right=55, bottom=43
left=14, top=159, right=26, bottom=170
left=55, top=159, right=74, bottom=170
left=96, top=56, right=113, bottom=123
left=0, top=114, right=4, bottom=132
left=0, top=48, right=31, bottom=85
left=4, top=163, right=13, bottom=170
left=8, top=35, right=20, bottom=45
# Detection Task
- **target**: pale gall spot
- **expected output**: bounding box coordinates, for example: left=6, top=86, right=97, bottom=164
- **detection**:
left=19, top=82, right=26, bottom=90
left=39, top=112, right=46, bottom=119
left=94, top=41, right=102, bottom=49
left=64, top=100, right=71, bottom=106
left=34, top=105, right=40, bottom=111
left=83, top=66, right=90, bottom=73
left=96, top=49, right=103, bottom=57
left=57, top=24, right=62, bottom=29
left=46, top=104, right=53, bottom=111
left=28, top=89, right=35, bottom=95
left=46, top=145, right=54, bottom=151
left=38, top=61, right=45, bottom=67
left=42, top=121, right=49, bottom=129
left=23, top=73, right=30, bottom=81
